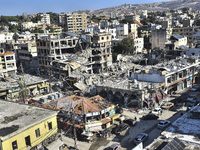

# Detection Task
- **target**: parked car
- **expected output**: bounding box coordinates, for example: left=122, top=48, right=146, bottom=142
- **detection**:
left=113, top=123, right=129, bottom=135
left=115, top=106, right=123, bottom=114
left=104, top=143, right=121, bottom=150
left=96, top=129, right=110, bottom=138
left=150, top=107, right=162, bottom=115
left=123, top=119, right=137, bottom=126
left=161, top=102, right=174, bottom=109
left=141, top=114, right=159, bottom=120
left=190, top=86, right=199, bottom=92
left=134, top=133, right=148, bottom=144
left=157, top=120, right=171, bottom=130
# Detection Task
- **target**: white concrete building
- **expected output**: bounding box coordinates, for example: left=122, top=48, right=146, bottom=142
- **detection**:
left=116, top=24, right=129, bottom=39
left=21, top=22, right=38, bottom=30
left=0, top=48, right=17, bottom=77
left=40, top=13, right=50, bottom=25
left=134, top=38, right=144, bottom=53
left=165, top=34, right=187, bottom=50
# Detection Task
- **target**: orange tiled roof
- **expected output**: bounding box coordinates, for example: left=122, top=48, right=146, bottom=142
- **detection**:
left=0, top=52, right=14, bottom=56
left=133, top=20, right=143, bottom=26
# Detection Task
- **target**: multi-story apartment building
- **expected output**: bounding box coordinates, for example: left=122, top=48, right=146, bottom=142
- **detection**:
left=85, top=33, right=113, bottom=74
left=66, top=12, right=87, bottom=33
left=150, top=28, right=172, bottom=49
left=17, top=42, right=38, bottom=71
left=116, top=24, right=129, bottom=39
left=58, top=12, right=66, bottom=26
left=0, top=48, right=17, bottom=77
left=40, top=13, right=50, bottom=25
left=172, top=26, right=200, bottom=45
left=134, top=38, right=144, bottom=53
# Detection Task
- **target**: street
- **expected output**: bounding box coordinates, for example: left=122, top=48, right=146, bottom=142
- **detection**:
left=61, top=86, right=198, bottom=150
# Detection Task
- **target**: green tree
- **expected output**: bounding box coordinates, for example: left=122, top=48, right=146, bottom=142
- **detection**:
left=113, top=36, right=135, bottom=61
left=13, top=32, right=19, bottom=42
left=47, top=12, right=58, bottom=24
left=46, top=25, right=54, bottom=32
left=120, top=19, right=133, bottom=24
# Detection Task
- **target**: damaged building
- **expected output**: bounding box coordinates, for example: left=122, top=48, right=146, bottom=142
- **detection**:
left=0, top=48, right=17, bottom=78
left=43, top=95, right=120, bottom=133
left=0, top=74, right=50, bottom=101
left=130, top=56, right=200, bottom=95
left=36, top=34, right=79, bottom=76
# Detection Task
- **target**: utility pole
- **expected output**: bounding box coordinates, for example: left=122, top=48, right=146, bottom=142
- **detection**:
left=192, top=66, right=195, bottom=88
left=72, top=111, right=77, bottom=149
left=18, top=63, right=29, bottom=103
left=48, top=65, right=52, bottom=93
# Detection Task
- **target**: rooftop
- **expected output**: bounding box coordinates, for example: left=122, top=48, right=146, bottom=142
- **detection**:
left=0, top=100, right=57, bottom=140
left=43, top=95, right=113, bottom=115
left=162, top=104, right=200, bottom=145
left=0, top=74, right=47, bottom=91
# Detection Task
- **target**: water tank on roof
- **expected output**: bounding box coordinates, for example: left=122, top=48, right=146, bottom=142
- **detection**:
left=59, top=93, right=63, bottom=98
left=134, top=79, right=138, bottom=84
left=48, top=95, right=54, bottom=100
left=55, top=93, right=58, bottom=99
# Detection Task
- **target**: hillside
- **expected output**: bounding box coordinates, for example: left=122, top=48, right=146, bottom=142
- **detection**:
left=88, top=0, right=200, bottom=15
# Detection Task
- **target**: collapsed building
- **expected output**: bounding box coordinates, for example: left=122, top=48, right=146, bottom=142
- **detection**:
left=130, top=56, right=200, bottom=95
left=36, top=32, right=113, bottom=79
left=0, top=74, right=50, bottom=101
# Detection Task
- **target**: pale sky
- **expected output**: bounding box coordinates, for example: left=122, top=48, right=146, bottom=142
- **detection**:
left=0, top=0, right=167, bottom=16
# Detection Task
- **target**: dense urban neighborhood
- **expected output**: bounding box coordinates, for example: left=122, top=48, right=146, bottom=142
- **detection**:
left=1, top=0, right=200, bottom=150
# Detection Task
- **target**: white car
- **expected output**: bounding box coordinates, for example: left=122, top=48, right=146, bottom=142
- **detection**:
left=151, top=107, right=162, bottom=115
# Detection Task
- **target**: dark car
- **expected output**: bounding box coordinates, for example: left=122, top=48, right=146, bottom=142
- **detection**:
left=113, top=123, right=129, bottom=135
left=134, top=133, right=148, bottom=144
left=123, top=119, right=137, bottom=126
left=141, top=113, right=159, bottom=120
left=115, top=106, right=123, bottom=114
left=104, top=143, right=121, bottom=150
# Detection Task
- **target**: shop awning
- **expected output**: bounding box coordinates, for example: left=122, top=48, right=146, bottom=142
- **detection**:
left=110, top=114, right=120, bottom=120
left=46, top=139, right=63, bottom=150
left=89, top=125, right=103, bottom=132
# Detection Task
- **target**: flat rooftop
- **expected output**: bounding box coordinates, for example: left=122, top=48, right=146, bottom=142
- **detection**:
left=0, top=100, right=57, bottom=140
left=162, top=104, right=200, bottom=145
left=0, top=74, right=47, bottom=91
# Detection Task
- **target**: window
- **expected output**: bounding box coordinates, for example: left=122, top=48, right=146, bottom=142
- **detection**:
left=35, top=128, right=40, bottom=137
left=48, top=122, right=52, bottom=130
left=12, top=140, right=18, bottom=150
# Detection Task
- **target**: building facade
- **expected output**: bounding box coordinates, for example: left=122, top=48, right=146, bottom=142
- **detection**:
left=0, top=48, right=17, bottom=77
left=0, top=100, right=58, bottom=150
left=66, top=12, right=87, bottom=33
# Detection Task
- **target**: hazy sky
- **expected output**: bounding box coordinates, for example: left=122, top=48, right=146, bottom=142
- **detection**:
left=0, top=0, right=166, bottom=16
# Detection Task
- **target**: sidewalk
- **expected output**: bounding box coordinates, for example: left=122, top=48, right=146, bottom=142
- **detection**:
left=62, top=135, right=91, bottom=150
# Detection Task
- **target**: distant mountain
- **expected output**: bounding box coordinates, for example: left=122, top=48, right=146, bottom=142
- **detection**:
left=89, top=0, right=200, bottom=15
